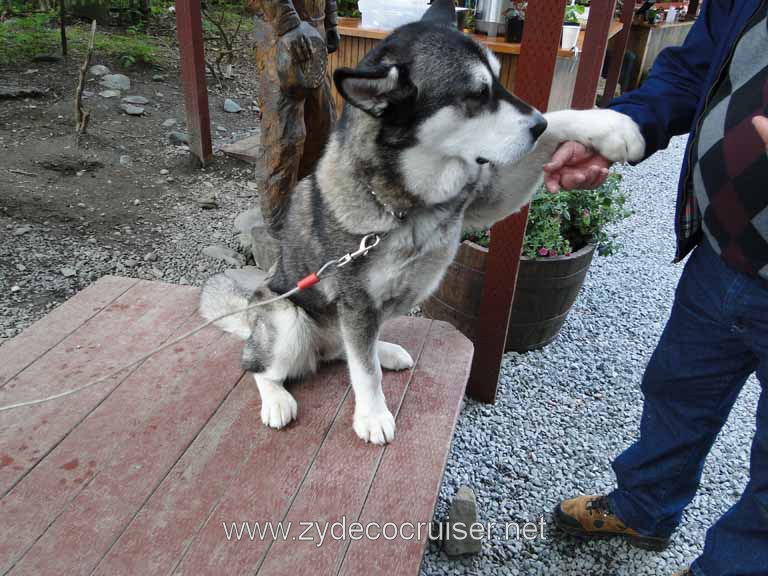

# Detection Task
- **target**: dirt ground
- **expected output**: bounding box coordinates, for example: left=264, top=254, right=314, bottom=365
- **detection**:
left=1, top=49, right=266, bottom=343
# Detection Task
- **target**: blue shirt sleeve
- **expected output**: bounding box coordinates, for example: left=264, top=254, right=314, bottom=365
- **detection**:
left=608, top=1, right=730, bottom=159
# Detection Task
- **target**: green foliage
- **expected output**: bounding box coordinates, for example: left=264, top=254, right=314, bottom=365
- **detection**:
left=464, top=173, right=632, bottom=259
left=0, top=13, right=59, bottom=64
left=0, top=12, right=158, bottom=66
left=564, top=3, right=585, bottom=24
left=337, top=0, right=360, bottom=18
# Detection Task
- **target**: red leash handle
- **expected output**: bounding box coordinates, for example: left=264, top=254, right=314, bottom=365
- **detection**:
left=296, top=273, right=320, bottom=291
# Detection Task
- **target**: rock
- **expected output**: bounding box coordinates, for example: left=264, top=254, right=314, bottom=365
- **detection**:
left=122, top=95, right=149, bottom=105
left=168, top=131, right=189, bottom=145
left=10, top=285, right=21, bottom=293
left=442, top=486, right=482, bottom=557
left=13, top=226, right=32, bottom=236
left=144, top=251, right=158, bottom=262
left=82, top=90, right=94, bottom=99
left=152, top=74, right=165, bottom=82
left=120, top=103, right=144, bottom=116
left=123, top=259, right=138, bottom=268
left=89, top=64, right=110, bottom=77
left=60, top=267, right=77, bottom=278
left=202, top=245, right=245, bottom=267
left=16, top=264, right=26, bottom=271
left=235, top=208, right=278, bottom=270
left=133, top=198, right=140, bottom=205
left=216, top=125, right=227, bottom=132
left=32, top=54, right=61, bottom=63
left=0, top=86, right=46, bottom=99
left=98, top=89, right=121, bottom=98
left=119, top=155, right=132, bottom=167
left=159, top=168, right=169, bottom=175
left=223, top=98, right=242, bottom=113
left=99, top=74, right=131, bottom=91
left=197, top=192, right=219, bottom=210
left=161, top=118, right=177, bottom=128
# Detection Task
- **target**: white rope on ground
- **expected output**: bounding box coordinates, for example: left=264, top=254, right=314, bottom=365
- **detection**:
left=0, top=287, right=300, bottom=413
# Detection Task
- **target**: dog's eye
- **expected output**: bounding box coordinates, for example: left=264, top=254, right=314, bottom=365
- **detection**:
left=469, top=85, right=490, bottom=101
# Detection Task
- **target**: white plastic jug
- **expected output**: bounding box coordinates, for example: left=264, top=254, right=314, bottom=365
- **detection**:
left=358, top=0, right=430, bottom=30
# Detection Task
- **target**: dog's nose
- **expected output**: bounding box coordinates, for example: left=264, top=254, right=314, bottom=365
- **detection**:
left=530, top=114, right=548, bottom=141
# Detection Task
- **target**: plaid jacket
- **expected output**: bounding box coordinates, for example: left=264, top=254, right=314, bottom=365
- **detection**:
left=609, top=0, right=765, bottom=263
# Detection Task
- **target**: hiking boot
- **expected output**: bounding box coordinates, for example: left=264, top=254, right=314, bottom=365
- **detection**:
left=672, top=570, right=691, bottom=576
left=554, top=495, right=670, bottom=551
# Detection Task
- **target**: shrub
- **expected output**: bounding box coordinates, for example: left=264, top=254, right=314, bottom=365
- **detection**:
left=464, top=173, right=632, bottom=259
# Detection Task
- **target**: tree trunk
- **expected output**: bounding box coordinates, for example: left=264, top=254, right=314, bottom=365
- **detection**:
left=59, top=0, right=67, bottom=58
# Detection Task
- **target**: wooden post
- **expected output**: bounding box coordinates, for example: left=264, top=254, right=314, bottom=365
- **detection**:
left=572, top=0, right=618, bottom=109
left=465, top=0, right=567, bottom=403
left=599, top=0, right=636, bottom=107
left=175, top=0, right=213, bottom=165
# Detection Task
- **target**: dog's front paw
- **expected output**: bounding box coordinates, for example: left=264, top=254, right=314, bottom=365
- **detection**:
left=378, top=341, right=414, bottom=371
left=260, top=388, right=298, bottom=429
left=546, top=109, right=645, bottom=164
left=354, top=407, right=396, bottom=445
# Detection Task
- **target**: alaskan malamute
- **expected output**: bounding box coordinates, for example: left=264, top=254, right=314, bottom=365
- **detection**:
left=200, top=0, right=644, bottom=444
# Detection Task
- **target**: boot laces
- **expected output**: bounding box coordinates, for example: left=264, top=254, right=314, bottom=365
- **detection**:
left=586, top=496, right=612, bottom=516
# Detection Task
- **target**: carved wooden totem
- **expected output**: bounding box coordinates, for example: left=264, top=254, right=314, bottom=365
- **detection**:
left=249, top=0, right=340, bottom=229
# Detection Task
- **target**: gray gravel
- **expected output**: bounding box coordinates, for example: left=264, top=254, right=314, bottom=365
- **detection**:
left=421, top=136, right=760, bottom=576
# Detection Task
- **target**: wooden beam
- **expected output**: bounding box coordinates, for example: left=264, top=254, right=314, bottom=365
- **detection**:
left=572, top=0, right=618, bottom=109
left=599, top=0, right=636, bottom=107
left=175, top=0, right=213, bottom=165
left=465, top=0, right=567, bottom=404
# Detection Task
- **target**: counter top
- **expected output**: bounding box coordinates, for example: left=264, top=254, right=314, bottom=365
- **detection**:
left=337, top=18, right=624, bottom=59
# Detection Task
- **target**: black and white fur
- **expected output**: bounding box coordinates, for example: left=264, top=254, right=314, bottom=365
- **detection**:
left=200, top=1, right=645, bottom=444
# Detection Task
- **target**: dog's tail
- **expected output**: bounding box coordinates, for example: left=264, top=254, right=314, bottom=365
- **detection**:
left=199, top=273, right=253, bottom=340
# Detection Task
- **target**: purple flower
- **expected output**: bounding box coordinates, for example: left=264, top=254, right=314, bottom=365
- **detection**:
left=538, top=247, right=549, bottom=257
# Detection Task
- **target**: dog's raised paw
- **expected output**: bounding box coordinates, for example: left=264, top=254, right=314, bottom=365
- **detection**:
left=378, top=341, right=414, bottom=371
left=353, top=408, right=396, bottom=445
left=260, top=388, right=298, bottom=429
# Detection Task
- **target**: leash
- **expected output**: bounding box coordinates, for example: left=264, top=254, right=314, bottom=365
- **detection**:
left=0, top=234, right=382, bottom=413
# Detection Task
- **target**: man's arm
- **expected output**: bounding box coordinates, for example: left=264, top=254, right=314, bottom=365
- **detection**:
left=609, top=0, right=728, bottom=158
left=248, top=0, right=301, bottom=35
left=325, top=0, right=340, bottom=54
left=543, top=0, right=731, bottom=192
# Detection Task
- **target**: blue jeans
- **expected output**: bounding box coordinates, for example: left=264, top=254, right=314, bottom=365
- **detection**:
left=607, top=241, right=768, bottom=576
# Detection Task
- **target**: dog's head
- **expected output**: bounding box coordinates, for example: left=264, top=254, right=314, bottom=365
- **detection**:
left=333, top=0, right=547, bottom=204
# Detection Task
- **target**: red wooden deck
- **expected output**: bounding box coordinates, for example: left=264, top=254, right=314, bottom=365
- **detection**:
left=0, top=276, right=473, bottom=575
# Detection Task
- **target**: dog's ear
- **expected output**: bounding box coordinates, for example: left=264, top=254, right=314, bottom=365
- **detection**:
left=334, top=65, right=415, bottom=117
left=421, top=0, right=457, bottom=28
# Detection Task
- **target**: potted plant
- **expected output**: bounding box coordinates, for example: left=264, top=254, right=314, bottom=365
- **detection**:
left=503, top=2, right=527, bottom=43
left=422, top=174, right=631, bottom=352
left=562, top=3, right=584, bottom=50
left=645, top=7, right=661, bottom=25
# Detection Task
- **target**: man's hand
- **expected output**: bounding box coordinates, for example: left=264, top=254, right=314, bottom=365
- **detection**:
left=326, top=26, right=340, bottom=54
left=753, top=115, right=768, bottom=150
left=543, top=141, right=612, bottom=193
left=282, top=24, right=313, bottom=62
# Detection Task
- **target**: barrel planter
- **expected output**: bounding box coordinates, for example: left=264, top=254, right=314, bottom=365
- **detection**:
left=422, top=240, right=596, bottom=352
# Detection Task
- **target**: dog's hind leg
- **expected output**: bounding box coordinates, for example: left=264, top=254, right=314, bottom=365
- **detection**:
left=339, top=303, right=395, bottom=445
left=243, top=295, right=318, bottom=430
left=377, top=341, right=414, bottom=371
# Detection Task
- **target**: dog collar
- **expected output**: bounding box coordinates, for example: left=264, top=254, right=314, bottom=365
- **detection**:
left=368, top=188, right=410, bottom=221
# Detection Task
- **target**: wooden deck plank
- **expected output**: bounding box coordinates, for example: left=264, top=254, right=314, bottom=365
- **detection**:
left=338, top=320, right=473, bottom=575
left=0, top=279, right=474, bottom=575
left=255, top=318, right=432, bottom=576
left=0, top=276, right=137, bottom=390
left=0, top=280, right=199, bottom=497
left=169, top=371, right=350, bottom=575
left=0, top=282, right=205, bottom=572
left=5, top=321, right=243, bottom=576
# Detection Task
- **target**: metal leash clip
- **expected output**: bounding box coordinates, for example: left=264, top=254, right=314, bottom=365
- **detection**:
left=336, top=234, right=381, bottom=268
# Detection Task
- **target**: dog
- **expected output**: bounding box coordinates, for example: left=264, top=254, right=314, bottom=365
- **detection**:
left=200, top=0, right=645, bottom=445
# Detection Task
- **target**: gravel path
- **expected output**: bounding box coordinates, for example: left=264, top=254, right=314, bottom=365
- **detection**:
left=421, top=136, right=760, bottom=576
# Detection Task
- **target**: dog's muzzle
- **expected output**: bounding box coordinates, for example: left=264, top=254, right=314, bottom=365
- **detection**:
left=530, top=114, right=548, bottom=141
